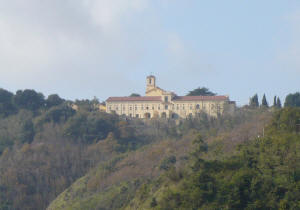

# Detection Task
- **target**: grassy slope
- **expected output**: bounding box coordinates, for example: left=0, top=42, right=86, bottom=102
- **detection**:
left=47, top=137, right=194, bottom=210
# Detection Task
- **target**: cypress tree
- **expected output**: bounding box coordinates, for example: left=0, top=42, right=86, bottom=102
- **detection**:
left=276, top=97, right=282, bottom=108
left=273, top=96, right=277, bottom=107
left=261, top=94, right=268, bottom=108
left=249, top=94, right=259, bottom=108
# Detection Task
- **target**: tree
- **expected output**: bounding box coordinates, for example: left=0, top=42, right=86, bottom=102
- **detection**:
left=38, top=104, right=76, bottom=124
left=284, top=92, right=300, bottom=107
left=14, top=90, right=45, bottom=111
left=0, top=88, right=16, bottom=117
left=150, top=197, right=157, bottom=207
left=20, top=120, right=35, bottom=144
left=186, top=87, right=216, bottom=96
left=276, top=97, right=282, bottom=108
left=273, top=96, right=277, bottom=107
left=129, top=93, right=141, bottom=97
left=46, top=94, right=64, bottom=108
left=261, top=94, right=268, bottom=108
left=249, top=94, right=259, bottom=108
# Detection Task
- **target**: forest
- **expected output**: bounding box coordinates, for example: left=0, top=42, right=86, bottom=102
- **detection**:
left=0, top=88, right=299, bottom=210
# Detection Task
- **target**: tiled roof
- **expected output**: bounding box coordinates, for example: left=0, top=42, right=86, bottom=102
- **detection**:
left=173, top=95, right=228, bottom=101
left=106, top=96, right=162, bottom=102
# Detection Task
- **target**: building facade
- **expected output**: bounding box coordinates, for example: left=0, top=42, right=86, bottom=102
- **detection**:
left=106, top=75, right=235, bottom=119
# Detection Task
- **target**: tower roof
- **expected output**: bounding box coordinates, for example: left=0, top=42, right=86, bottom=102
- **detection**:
left=147, top=75, right=156, bottom=78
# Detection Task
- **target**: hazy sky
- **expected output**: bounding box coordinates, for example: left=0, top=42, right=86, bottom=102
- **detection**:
left=0, top=0, right=299, bottom=105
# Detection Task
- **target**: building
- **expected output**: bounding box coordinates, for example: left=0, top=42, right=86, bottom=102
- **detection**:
left=106, top=75, right=235, bottom=119
left=98, top=103, right=107, bottom=112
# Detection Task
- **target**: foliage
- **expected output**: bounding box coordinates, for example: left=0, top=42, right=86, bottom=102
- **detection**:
left=136, top=108, right=300, bottom=210
left=273, top=96, right=277, bottom=107
left=0, top=88, right=16, bottom=117
left=130, top=93, right=141, bottom=97
left=74, top=99, right=99, bottom=112
left=14, top=89, right=45, bottom=111
left=186, top=87, right=216, bottom=96
left=63, top=111, right=119, bottom=144
left=159, top=155, right=176, bottom=170
left=37, top=104, right=75, bottom=125
left=277, top=97, right=282, bottom=108
left=284, top=92, right=300, bottom=107
left=46, top=94, right=64, bottom=108
left=249, top=94, right=259, bottom=108
left=261, top=94, right=269, bottom=108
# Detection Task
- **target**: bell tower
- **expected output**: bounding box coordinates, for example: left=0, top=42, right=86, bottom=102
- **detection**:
left=146, top=75, right=156, bottom=92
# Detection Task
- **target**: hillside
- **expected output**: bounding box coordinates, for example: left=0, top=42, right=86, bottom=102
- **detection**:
left=47, top=109, right=271, bottom=210
left=1, top=87, right=298, bottom=210
left=123, top=108, right=300, bottom=209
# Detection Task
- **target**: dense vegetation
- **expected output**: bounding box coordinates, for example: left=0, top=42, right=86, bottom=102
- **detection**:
left=0, top=87, right=299, bottom=210
left=129, top=108, right=300, bottom=209
left=47, top=108, right=272, bottom=210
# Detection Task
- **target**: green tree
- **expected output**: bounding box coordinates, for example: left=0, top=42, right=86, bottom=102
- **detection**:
left=249, top=94, right=259, bottom=108
left=46, top=94, right=64, bottom=108
left=14, top=89, right=45, bottom=111
left=150, top=197, right=157, bottom=207
left=186, top=87, right=216, bottom=96
left=20, top=120, right=35, bottom=144
left=261, top=94, right=268, bottom=108
left=38, top=104, right=76, bottom=124
left=0, top=88, right=16, bottom=117
left=273, top=96, right=277, bottom=107
left=129, top=93, right=141, bottom=97
left=284, top=92, right=300, bottom=107
left=276, top=97, right=282, bottom=108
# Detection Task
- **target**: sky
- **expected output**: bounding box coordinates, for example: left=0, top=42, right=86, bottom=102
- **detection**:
left=0, top=0, right=300, bottom=106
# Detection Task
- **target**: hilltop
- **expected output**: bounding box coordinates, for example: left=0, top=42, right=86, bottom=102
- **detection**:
left=0, top=87, right=299, bottom=209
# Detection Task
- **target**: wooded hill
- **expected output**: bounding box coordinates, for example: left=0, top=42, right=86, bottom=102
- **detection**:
left=0, top=87, right=299, bottom=210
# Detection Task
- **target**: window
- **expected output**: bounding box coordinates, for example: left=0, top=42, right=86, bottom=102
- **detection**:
left=141, top=105, right=144, bottom=110
left=182, top=104, right=185, bottom=110
left=129, top=114, right=132, bottom=117
left=123, top=106, right=125, bottom=110
left=135, top=105, right=137, bottom=110
left=196, top=104, right=200, bottom=109
left=146, top=106, right=149, bottom=110
left=177, top=104, right=179, bottom=110
left=136, top=114, right=139, bottom=118
left=165, top=105, right=168, bottom=110
left=189, top=104, right=192, bottom=110
left=129, top=106, right=132, bottom=110
left=164, top=96, right=168, bottom=102
left=158, top=105, right=160, bottom=110
left=109, top=106, right=112, bottom=111
left=152, top=105, right=154, bottom=110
